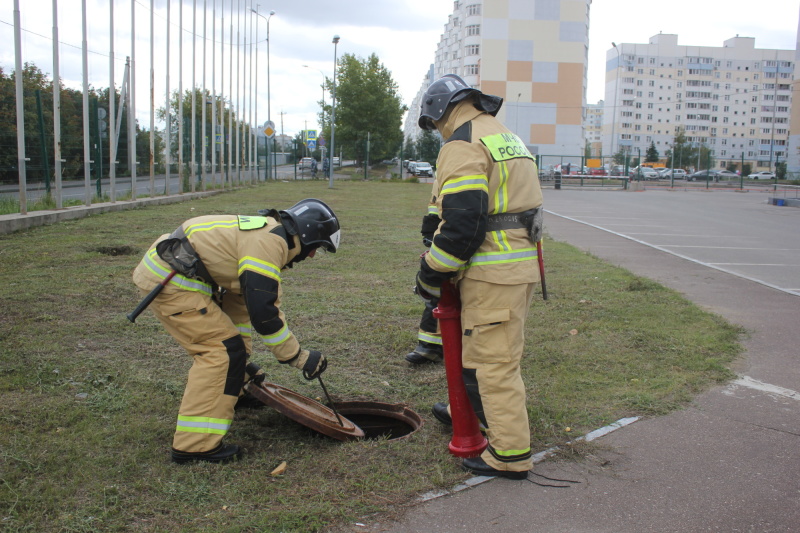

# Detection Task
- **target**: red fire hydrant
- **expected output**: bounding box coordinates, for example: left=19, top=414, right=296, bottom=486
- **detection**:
left=433, top=280, right=488, bottom=458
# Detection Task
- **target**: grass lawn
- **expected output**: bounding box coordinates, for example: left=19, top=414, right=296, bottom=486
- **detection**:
left=0, top=179, right=742, bottom=532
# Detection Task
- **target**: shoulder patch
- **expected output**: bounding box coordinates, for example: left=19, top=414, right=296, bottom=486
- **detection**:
left=445, top=121, right=472, bottom=144
left=480, top=132, right=535, bottom=162
left=237, top=215, right=269, bottom=231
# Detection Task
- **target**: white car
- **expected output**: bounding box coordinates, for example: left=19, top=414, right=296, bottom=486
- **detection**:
left=632, top=167, right=659, bottom=180
left=748, top=171, right=775, bottom=180
left=664, top=169, right=687, bottom=179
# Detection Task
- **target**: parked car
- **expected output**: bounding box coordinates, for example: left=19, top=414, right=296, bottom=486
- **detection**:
left=299, top=157, right=315, bottom=170
left=716, top=170, right=739, bottom=180
left=631, top=167, right=659, bottom=180
left=687, top=169, right=720, bottom=181
left=412, top=162, right=433, bottom=177
left=652, top=167, right=668, bottom=176
left=748, top=171, right=775, bottom=180
left=407, top=161, right=418, bottom=174
left=589, top=167, right=608, bottom=176
left=662, top=169, right=687, bottom=179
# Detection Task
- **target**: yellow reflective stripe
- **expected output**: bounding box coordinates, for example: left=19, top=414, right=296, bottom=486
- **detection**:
left=429, top=244, right=467, bottom=270
left=490, top=230, right=512, bottom=252
left=440, top=175, right=489, bottom=195
left=417, top=278, right=441, bottom=298
left=143, top=249, right=212, bottom=295
left=469, top=248, right=537, bottom=266
left=236, top=323, right=252, bottom=337
left=184, top=219, right=238, bottom=237
left=480, top=132, right=534, bottom=162
left=418, top=332, right=442, bottom=345
left=493, top=162, right=509, bottom=213
left=238, top=256, right=281, bottom=281
left=262, top=324, right=291, bottom=346
left=176, top=415, right=231, bottom=435
left=492, top=447, right=531, bottom=458
left=427, top=204, right=439, bottom=216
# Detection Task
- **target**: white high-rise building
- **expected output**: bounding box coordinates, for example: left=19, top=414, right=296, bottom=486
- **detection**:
left=585, top=100, right=603, bottom=156
left=788, top=14, right=800, bottom=175
left=404, top=0, right=591, bottom=158
left=605, top=34, right=794, bottom=173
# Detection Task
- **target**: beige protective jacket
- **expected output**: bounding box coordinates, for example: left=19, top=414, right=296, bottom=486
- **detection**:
left=425, top=100, right=544, bottom=285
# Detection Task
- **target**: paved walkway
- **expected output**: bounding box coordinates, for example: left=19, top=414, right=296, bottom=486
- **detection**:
left=358, top=189, right=800, bottom=533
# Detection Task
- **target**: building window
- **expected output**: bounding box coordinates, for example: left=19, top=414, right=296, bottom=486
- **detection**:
left=466, top=44, right=480, bottom=56
left=467, top=3, right=481, bottom=16
left=464, top=64, right=479, bottom=75
left=466, top=24, right=480, bottom=36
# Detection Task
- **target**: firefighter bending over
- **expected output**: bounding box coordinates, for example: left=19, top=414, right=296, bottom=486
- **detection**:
left=132, top=199, right=341, bottom=464
left=415, top=74, right=544, bottom=479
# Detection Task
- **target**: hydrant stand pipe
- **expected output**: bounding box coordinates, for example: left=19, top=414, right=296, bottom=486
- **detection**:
left=433, top=280, right=488, bottom=458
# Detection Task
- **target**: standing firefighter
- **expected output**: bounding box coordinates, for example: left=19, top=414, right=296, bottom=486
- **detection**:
left=415, top=74, right=543, bottom=479
left=131, top=199, right=341, bottom=464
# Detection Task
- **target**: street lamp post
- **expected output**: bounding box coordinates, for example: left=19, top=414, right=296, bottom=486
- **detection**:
left=329, top=35, right=340, bottom=189
left=610, top=42, right=620, bottom=162
left=251, top=7, right=275, bottom=180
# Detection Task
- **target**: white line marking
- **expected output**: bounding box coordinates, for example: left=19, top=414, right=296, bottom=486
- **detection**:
left=709, top=263, right=800, bottom=267
left=730, top=376, right=800, bottom=401
left=416, top=416, right=639, bottom=502
left=546, top=210, right=800, bottom=298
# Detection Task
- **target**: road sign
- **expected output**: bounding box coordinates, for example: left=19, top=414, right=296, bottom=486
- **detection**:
left=307, top=140, right=317, bottom=150
left=263, top=120, right=276, bottom=138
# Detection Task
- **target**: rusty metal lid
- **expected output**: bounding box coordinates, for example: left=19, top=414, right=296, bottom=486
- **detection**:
left=244, top=381, right=365, bottom=441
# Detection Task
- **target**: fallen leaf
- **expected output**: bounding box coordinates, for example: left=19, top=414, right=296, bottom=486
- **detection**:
left=569, top=329, right=578, bottom=336
left=270, top=461, right=287, bottom=477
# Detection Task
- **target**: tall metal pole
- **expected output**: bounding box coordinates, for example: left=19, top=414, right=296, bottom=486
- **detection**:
left=248, top=2, right=254, bottom=181
left=164, top=0, right=170, bottom=195
left=219, top=0, right=226, bottom=186
left=52, top=0, right=63, bottom=208
left=228, top=0, right=234, bottom=184
left=329, top=35, right=340, bottom=189
left=109, top=0, right=116, bottom=202
left=177, top=0, right=183, bottom=193
left=149, top=0, right=155, bottom=196
left=14, top=0, right=27, bottom=214
left=201, top=0, right=207, bottom=190
left=81, top=0, right=90, bottom=206
left=191, top=0, right=197, bottom=193
left=236, top=0, right=242, bottom=183
left=267, top=11, right=274, bottom=179
left=252, top=4, right=260, bottom=181
left=129, top=0, right=137, bottom=197
left=211, top=0, right=217, bottom=188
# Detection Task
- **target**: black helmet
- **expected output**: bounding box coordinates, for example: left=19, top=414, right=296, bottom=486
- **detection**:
left=279, top=198, right=341, bottom=253
left=418, top=74, right=504, bottom=130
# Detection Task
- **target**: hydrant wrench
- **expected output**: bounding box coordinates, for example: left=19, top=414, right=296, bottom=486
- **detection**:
left=317, top=375, right=344, bottom=426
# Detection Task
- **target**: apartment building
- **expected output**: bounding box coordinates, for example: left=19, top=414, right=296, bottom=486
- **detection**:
left=585, top=100, right=603, bottom=156
left=404, top=0, right=591, bottom=157
left=604, top=34, right=794, bottom=172
left=788, top=16, right=800, bottom=174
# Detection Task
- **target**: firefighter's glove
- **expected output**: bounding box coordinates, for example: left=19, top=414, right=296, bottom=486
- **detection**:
left=420, top=214, right=441, bottom=248
left=527, top=208, right=543, bottom=244
left=415, top=258, right=451, bottom=304
left=245, top=362, right=266, bottom=386
left=281, top=349, right=327, bottom=381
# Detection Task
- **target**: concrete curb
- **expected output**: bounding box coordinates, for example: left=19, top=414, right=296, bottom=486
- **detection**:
left=0, top=190, right=224, bottom=235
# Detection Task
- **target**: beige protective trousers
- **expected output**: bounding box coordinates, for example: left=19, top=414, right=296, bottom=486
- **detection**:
left=459, top=277, right=535, bottom=472
left=139, top=286, right=253, bottom=453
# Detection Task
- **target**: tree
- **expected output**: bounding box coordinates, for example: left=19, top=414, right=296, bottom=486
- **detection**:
left=320, top=53, right=406, bottom=165
left=415, top=129, right=440, bottom=165
left=402, top=136, right=416, bottom=161
left=645, top=141, right=659, bottom=162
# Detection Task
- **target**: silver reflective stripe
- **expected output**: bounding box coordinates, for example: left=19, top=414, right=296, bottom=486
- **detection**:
left=469, top=248, right=538, bottom=265
left=144, top=250, right=212, bottom=295
left=262, top=324, right=291, bottom=346
left=418, top=332, right=442, bottom=344
left=430, top=245, right=467, bottom=270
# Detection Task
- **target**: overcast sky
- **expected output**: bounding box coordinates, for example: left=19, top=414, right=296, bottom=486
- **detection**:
left=1, top=0, right=798, bottom=138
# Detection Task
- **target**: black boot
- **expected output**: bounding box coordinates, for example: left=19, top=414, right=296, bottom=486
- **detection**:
left=405, top=342, right=443, bottom=364
left=171, top=443, right=242, bottom=465
left=432, top=402, right=452, bottom=425
left=462, top=456, right=528, bottom=480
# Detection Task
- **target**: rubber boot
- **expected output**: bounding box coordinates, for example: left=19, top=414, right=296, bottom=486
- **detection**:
left=405, top=341, right=444, bottom=364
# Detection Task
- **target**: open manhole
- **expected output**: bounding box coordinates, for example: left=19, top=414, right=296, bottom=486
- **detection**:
left=335, top=401, right=422, bottom=441
left=244, top=382, right=422, bottom=442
